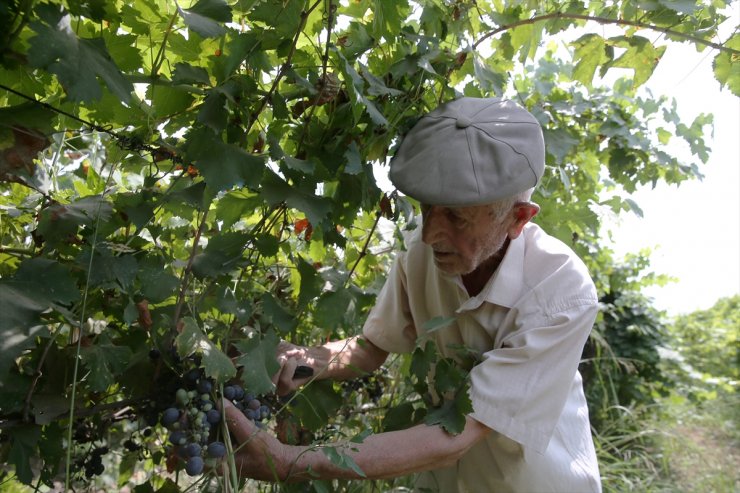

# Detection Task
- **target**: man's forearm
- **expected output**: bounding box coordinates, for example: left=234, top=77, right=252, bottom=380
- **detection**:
left=305, top=336, right=388, bottom=381
left=279, top=416, right=490, bottom=481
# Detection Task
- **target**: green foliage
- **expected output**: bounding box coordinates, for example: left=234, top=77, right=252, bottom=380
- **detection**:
left=666, top=295, right=739, bottom=392
left=581, top=250, right=672, bottom=429
left=0, top=0, right=734, bottom=491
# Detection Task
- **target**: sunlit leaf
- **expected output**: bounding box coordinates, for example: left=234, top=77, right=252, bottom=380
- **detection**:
left=177, top=0, right=231, bottom=38
left=28, top=5, right=133, bottom=102
left=233, top=329, right=280, bottom=395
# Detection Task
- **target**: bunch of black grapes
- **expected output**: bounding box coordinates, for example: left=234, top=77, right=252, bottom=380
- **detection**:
left=158, top=367, right=274, bottom=477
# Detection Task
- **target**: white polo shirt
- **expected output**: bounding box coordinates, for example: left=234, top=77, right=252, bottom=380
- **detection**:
left=363, top=222, right=602, bottom=492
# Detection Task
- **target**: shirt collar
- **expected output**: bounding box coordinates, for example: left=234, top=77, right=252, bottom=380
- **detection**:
left=455, top=230, right=526, bottom=313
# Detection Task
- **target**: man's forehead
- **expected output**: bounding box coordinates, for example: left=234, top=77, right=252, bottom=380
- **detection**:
left=421, top=203, right=491, bottom=216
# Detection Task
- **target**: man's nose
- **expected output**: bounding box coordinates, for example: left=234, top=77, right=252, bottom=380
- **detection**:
left=421, top=206, right=448, bottom=245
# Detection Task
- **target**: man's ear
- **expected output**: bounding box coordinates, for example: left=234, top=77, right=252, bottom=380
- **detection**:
left=508, top=202, right=540, bottom=239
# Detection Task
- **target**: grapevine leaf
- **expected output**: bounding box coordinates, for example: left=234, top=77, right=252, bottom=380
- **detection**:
left=184, top=128, right=265, bottom=191
left=314, top=290, right=353, bottom=330
left=138, top=258, right=180, bottom=303
left=473, top=54, right=505, bottom=95
left=191, top=232, right=249, bottom=278
left=712, top=34, right=740, bottom=96
left=36, top=195, right=113, bottom=247
left=424, top=386, right=473, bottom=435
left=337, top=50, right=388, bottom=126
left=28, top=6, right=133, bottom=103
left=78, top=247, right=138, bottom=290
left=602, top=36, right=666, bottom=88
left=570, top=34, right=609, bottom=87
left=8, top=425, right=41, bottom=484
left=80, top=338, right=132, bottom=392
left=172, top=62, right=212, bottom=85
left=30, top=393, right=72, bottom=425
left=656, top=0, right=698, bottom=14
left=175, top=318, right=237, bottom=383
left=260, top=293, right=298, bottom=334
left=296, top=257, right=321, bottom=308
left=382, top=402, right=416, bottom=432
left=410, top=341, right=437, bottom=382
left=0, top=306, right=49, bottom=374
left=292, top=380, right=343, bottom=431
left=14, top=258, right=81, bottom=305
left=249, top=0, right=303, bottom=36
left=177, top=0, right=231, bottom=38
left=214, top=190, right=261, bottom=230
left=261, top=171, right=332, bottom=226
left=254, top=233, right=279, bottom=257
left=233, top=329, right=280, bottom=395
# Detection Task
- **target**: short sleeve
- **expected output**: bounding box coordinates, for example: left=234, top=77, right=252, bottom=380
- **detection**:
left=468, top=299, right=598, bottom=454
left=362, top=254, right=418, bottom=354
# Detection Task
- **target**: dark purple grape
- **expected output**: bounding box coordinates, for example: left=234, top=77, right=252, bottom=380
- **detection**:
left=169, top=431, right=187, bottom=446
left=223, top=385, right=236, bottom=400
left=184, top=442, right=202, bottom=458
left=233, top=386, right=245, bottom=400
left=247, top=399, right=261, bottom=411
left=197, top=379, right=212, bottom=394
left=161, top=407, right=180, bottom=427
left=185, top=456, right=204, bottom=476
left=184, top=368, right=202, bottom=384
left=207, top=441, right=226, bottom=458
left=149, top=348, right=161, bottom=360
left=206, top=409, right=221, bottom=424
left=244, top=393, right=255, bottom=403
left=259, top=405, right=271, bottom=420
left=245, top=408, right=259, bottom=421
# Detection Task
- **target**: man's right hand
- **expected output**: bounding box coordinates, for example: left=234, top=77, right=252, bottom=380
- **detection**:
left=273, top=341, right=314, bottom=396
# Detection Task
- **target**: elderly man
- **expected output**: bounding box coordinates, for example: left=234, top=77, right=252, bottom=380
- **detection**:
left=224, top=98, right=602, bottom=492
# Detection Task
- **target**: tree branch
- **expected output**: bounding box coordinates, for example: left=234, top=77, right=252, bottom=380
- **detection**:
left=345, top=204, right=383, bottom=286
left=472, top=12, right=740, bottom=56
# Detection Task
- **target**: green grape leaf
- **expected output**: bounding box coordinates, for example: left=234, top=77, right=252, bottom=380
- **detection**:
left=410, top=341, right=437, bottom=382
left=28, top=6, right=132, bottom=103
left=382, top=402, right=416, bottom=432
left=175, top=318, right=237, bottom=383
left=314, top=290, right=353, bottom=330
left=191, top=232, right=249, bottom=278
left=177, top=0, right=231, bottom=38
left=138, top=260, right=180, bottom=303
left=184, top=128, right=265, bottom=191
left=0, top=298, right=49, bottom=373
left=571, top=34, right=609, bottom=87
left=214, top=189, right=261, bottom=230
left=233, top=329, right=280, bottom=395
left=8, top=425, right=41, bottom=484
left=712, top=34, right=740, bottom=96
left=14, top=258, right=81, bottom=305
left=78, top=247, right=138, bottom=290
left=291, top=380, right=343, bottom=431
left=249, top=0, right=303, bottom=36
left=172, top=62, right=212, bottom=85
left=261, top=171, right=332, bottom=227
left=80, top=339, right=133, bottom=392
left=296, top=257, right=321, bottom=308
left=424, top=385, right=473, bottom=435
left=260, top=293, right=298, bottom=335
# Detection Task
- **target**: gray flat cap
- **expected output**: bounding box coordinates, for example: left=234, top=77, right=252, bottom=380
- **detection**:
left=389, top=97, right=545, bottom=206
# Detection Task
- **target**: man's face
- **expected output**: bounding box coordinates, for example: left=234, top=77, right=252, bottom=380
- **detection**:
left=420, top=203, right=511, bottom=276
